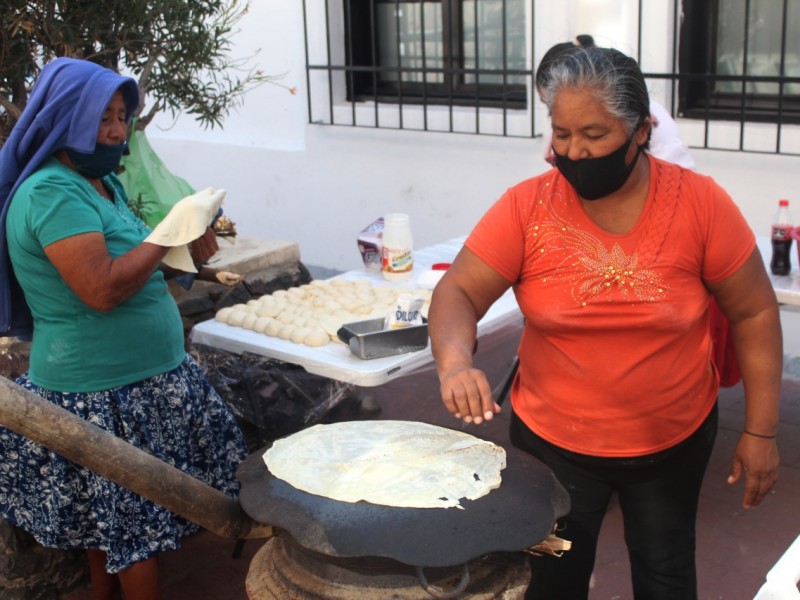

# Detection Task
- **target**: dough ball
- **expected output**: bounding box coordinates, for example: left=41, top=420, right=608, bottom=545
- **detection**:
left=319, top=315, right=345, bottom=337
left=254, top=316, right=273, bottom=333
left=325, top=286, right=343, bottom=298
left=340, top=300, right=358, bottom=313
left=215, top=307, right=233, bottom=323
left=373, top=288, right=395, bottom=301
left=280, top=303, right=297, bottom=314
left=227, top=309, right=249, bottom=327
left=323, top=300, right=342, bottom=312
left=291, top=327, right=311, bottom=344
left=256, top=303, right=280, bottom=318
left=242, top=312, right=259, bottom=329
left=277, top=324, right=296, bottom=340
left=277, top=311, right=295, bottom=324
left=304, top=327, right=330, bottom=347
left=265, top=319, right=283, bottom=337
left=333, top=309, right=355, bottom=321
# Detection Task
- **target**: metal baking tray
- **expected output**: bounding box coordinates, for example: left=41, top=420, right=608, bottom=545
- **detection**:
left=336, top=318, right=429, bottom=360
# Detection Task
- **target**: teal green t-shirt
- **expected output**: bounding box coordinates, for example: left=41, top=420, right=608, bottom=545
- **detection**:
left=5, top=158, right=185, bottom=392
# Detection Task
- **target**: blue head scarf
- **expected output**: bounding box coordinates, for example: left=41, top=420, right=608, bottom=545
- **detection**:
left=0, top=58, right=139, bottom=337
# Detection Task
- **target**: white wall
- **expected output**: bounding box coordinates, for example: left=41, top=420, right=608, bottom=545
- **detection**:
left=144, top=0, right=800, bottom=268
left=141, top=0, right=800, bottom=360
left=150, top=126, right=548, bottom=272
left=144, top=1, right=800, bottom=354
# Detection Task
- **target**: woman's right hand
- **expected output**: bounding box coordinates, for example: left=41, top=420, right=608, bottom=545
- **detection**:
left=429, top=247, right=511, bottom=426
left=439, top=364, right=501, bottom=425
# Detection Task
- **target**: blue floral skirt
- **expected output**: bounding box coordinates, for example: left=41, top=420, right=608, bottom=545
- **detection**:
left=0, top=354, right=249, bottom=573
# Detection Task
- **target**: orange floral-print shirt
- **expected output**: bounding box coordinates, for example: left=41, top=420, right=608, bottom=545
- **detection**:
left=466, top=155, right=755, bottom=456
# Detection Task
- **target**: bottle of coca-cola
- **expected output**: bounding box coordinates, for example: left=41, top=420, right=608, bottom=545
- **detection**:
left=770, top=199, right=794, bottom=276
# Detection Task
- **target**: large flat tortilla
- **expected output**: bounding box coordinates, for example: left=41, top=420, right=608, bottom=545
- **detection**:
left=263, top=420, right=507, bottom=509
left=145, top=188, right=225, bottom=272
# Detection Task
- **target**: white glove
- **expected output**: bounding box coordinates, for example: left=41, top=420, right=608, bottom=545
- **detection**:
left=145, top=188, right=225, bottom=273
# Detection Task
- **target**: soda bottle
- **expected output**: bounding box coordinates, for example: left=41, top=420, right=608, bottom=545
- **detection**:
left=770, top=199, right=793, bottom=276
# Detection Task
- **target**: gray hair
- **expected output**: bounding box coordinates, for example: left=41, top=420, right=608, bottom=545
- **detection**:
left=540, top=46, right=650, bottom=138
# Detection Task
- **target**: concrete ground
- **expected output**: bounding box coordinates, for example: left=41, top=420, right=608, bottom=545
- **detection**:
left=65, top=323, right=800, bottom=599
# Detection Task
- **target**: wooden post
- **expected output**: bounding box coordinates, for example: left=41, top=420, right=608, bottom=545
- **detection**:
left=0, top=376, right=271, bottom=540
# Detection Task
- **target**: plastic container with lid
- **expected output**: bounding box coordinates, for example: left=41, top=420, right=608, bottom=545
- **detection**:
left=381, top=213, right=413, bottom=281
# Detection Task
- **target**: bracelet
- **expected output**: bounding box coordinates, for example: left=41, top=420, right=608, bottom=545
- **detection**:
left=743, top=429, right=777, bottom=439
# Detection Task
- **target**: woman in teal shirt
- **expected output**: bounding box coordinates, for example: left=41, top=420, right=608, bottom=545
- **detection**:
left=0, top=58, right=248, bottom=599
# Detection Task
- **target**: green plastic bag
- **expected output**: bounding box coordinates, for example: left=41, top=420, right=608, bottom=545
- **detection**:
left=118, top=119, right=195, bottom=228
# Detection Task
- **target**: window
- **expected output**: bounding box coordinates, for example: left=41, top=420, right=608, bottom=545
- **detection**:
left=679, top=0, right=800, bottom=124
left=303, top=0, right=798, bottom=152
left=344, top=0, right=529, bottom=108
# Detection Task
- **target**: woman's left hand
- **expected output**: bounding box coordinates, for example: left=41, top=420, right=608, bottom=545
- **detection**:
left=727, top=434, right=780, bottom=508
left=189, top=227, right=219, bottom=267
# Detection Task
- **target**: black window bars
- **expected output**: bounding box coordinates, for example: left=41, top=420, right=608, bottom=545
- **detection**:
left=302, top=0, right=800, bottom=156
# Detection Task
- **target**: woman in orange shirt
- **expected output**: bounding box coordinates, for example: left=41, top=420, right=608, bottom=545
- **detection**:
left=429, top=45, right=781, bottom=599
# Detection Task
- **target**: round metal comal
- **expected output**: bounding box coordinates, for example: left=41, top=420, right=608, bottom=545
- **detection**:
left=236, top=425, right=570, bottom=568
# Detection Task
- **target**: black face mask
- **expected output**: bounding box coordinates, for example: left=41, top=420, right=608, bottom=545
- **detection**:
left=554, top=136, right=643, bottom=201
left=65, top=142, right=127, bottom=179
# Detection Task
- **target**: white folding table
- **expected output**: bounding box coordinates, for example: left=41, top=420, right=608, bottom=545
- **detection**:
left=190, top=236, right=523, bottom=387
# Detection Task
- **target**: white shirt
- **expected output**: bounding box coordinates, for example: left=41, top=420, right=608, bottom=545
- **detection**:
left=648, top=99, right=695, bottom=170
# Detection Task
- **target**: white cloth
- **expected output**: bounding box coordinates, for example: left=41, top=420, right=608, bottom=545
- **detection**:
left=648, top=99, right=695, bottom=170
left=144, top=188, right=225, bottom=272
